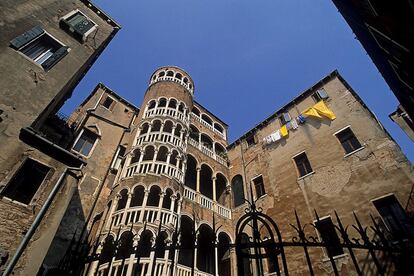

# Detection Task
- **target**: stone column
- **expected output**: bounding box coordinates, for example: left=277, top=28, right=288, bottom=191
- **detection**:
left=106, top=194, right=120, bottom=229
left=145, top=123, right=153, bottom=142
left=169, top=195, right=177, bottom=225
left=230, top=247, right=237, bottom=276
left=156, top=192, right=165, bottom=222
left=87, top=243, right=103, bottom=276
left=151, top=149, right=158, bottom=172
left=147, top=238, right=157, bottom=275
left=196, top=167, right=201, bottom=203
left=121, top=192, right=133, bottom=225
left=126, top=238, right=140, bottom=276
left=139, top=189, right=150, bottom=222
left=120, top=154, right=132, bottom=178
left=214, top=237, right=219, bottom=276
left=212, top=176, right=217, bottom=212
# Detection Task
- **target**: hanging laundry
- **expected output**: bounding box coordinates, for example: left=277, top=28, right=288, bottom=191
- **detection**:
left=263, top=136, right=272, bottom=145
left=303, top=107, right=322, bottom=119
left=313, top=101, right=336, bottom=120
left=270, top=130, right=281, bottom=142
left=297, top=114, right=306, bottom=124
left=290, top=119, right=298, bottom=129
left=280, top=125, right=288, bottom=137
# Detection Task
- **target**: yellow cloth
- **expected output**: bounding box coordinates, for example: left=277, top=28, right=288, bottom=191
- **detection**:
left=280, top=125, right=288, bottom=137
left=313, top=101, right=336, bottom=120
left=303, top=107, right=323, bottom=119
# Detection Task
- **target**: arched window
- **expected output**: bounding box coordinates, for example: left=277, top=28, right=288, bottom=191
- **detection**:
left=159, top=71, right=165, bottom=77
left=167, top=71, right=174, bottom=77
left=162, top=188, right=173, bottom=209
left=163, top=120, right=173, bottom=133
left=148, top=100, right=156, bottom=109
left=147, top=186, right=161, bottom=207
left=216, top=173, right=228, bottom=205
left=215, top=143, right=226, bottom=158
left=178, top=103, right=185, bottom=112
left=192, top=107, right=200, bottom=116
left=143, top=146, right=155, bottom=161
left=200, top=164, right=213, bottom=200
left=174, top=193, right=181, bottom=212
left=175, top=73, right=182, bottom=80
left=156, top=146, right=168, bottom=162
left=178, top=216, right=194, bottom=266
left=141, top=123, right=149, bottom=135
left=115, top=231, right=134, bottom=260
left=99, top=235, right=115, bottom=264
left=158, top=98, right=167, bottom=107
left=197, top=224, right=215, bottom=274
left=130, top=186, right=144, bottom=207
left=116, top=189, right=128, bottom=210
left=218, top=233, right=231, bottom=276
left=151, top=120, right=161, bottom=132
left=169, top=150, right=178, bottom=166
left=183, top=77, right=188, bottom=84
left=174, top=124, right=182, bottom=137
left=201, top=114, right=213, bottom=125
left=131, top=149, right=141, bottom=164
left=201, top=134, right=213, bottom=150
left=232, top=175, right=245, bottom=207
left=184, top=155, right=197, bottom=190
left=155, top=231, right=168, bottom=258
left=137, top=230, right=153, bottom=257
left=189, top=125, right=199, bottom=141
left=168, top=99, right=177, bottom=109
left=214, top=123, right=224, bottom=134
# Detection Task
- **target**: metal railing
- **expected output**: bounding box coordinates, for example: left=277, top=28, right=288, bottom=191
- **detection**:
left=188, top=138, right=228, bottom=166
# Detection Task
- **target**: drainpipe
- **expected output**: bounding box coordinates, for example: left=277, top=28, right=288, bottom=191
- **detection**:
left=2, top=165, right=84, bottom=276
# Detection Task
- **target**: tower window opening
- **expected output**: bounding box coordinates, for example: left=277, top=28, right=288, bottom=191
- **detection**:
left=167, top=71, right=174, bottom=77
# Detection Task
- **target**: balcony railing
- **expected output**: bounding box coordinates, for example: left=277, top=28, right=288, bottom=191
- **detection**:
left=136, top=132, right=186, bottom=151
left=183, top=186, right=231, bottom=219
left=190, top=113, right=225, bottom=139
left=188, top=138, right=228, bottom=166
left=176, top=264, right=213, bottom=276
left=111, top=206, right=178, bottom=228
left=125, top=161, right=184, bottom=183
left=98, top=258, right=173, bottom=276
left=145, top=107, right=189, bottom=125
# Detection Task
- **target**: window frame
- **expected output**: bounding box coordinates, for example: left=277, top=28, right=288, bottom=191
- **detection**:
left=279, top=112, right=291, bottom=125
left=252, top=175, right=266, bottom=199
left=11, top=28, right=69, bottom=71
left=292, top=151, right=314, bottom=179
left=311, top=88, right=329, bottom=103
left=71, top=128, right=99, bottom=158
left=60, top=9, right=98, bottom=42
left=101, top=95, right=116, bottom=111
left=245, top=134, right=256, bottom=147
left=0, top=157, right=51, bottom=206
left=334, top=126, right=364, bottom=156
left=314, top=215, right=345, bottom=258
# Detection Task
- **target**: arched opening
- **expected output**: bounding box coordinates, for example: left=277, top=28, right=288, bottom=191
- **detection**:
left=168, top=99, right=177, bottom=109
left=130, top=149, right=141, bottom=164
left=147, top=185, right=161, bottom=207
left=116, top=189, right=128, bottom=211
left=197, top=224, right=214, bottom=274
left=99, top=235, right=115, bottom=264
left=215, top=143, right=227, bottom=159
left=167, top=71, right=174, bottom=77
left=159, top=71, right=165, bottom=77
left=238, top=233, right=252, bottom=275
left=201, top=134, right=213, bottom=151
left=214, top=123, right=224, bottom=134
left=184, top=155, right=197, bottom=190
left=174, top=124, right=182, bottom=137
left=216, top=173, right=228, bottom=205
left=148, top=100, right=156, bottom=110
left=156, top=146, right=168, bottom=162
left=115, top=231, right=134, bottom=260
left=174, top=193, right=181, bottom=212
left=201, top=114, right=213, bottom=125
left=200, top=164, right=213, bottom=200
left=163, top=120, right=173, bottom=133
left=158, top=98, right=167, bottom=107
left=151, top=120, right=162, bottom=132
left=143, top=146, right=155, bottom=161
left=131, top=186, right=144, bottom=207
left=189, top=125, right=200, bottom=141
left=232, top=175, right=245, bottom=208
left=189, top=83, right=193, bottom=89
left=155, top=231, right=168, bottom=258
left=192, top=107, right=200, bottom=116
left=169, top=150, right=178, bottom=166
left=175, top=73, right=182, bottom=80
left=162, top=188, right=173, bottom=209
left=218, top=233, right=232, bottom=276
left=178, top=216, right=194, bottom=267
left=137, top=230, right=153, bottom=258
left=183, top=77, right=188, bottom=84
left=178, top=103, right=185, bottom=113
left=141, top=123, right=149, bottom=135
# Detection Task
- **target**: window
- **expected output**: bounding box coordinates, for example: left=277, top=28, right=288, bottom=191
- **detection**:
left=60, top=10, right=97, bottom=42
left=280, top=112, right=291, bottom=125
left=335, top=127, right=362, bottom=154
left=111, top=145, right=126, bottom=171
left=312, top=88, right=329, bottom=102
left=293, top=152, right=313, bottom=177
left=102, top=96, right=115, bottom=110
left=232, top=175, right=245, bottom=207
left=1, top=158, right=50, bottom=205
left=73, top=129, right=98, bottom=156
left=315, top=217, right=344, bottom=257
left=246, top=134, right=256, bottom=147
left=252, top=175, right=265, bottom=198
left=10, top=26, right=69, bottom=71
left=373, top=195, right=414, bottom=238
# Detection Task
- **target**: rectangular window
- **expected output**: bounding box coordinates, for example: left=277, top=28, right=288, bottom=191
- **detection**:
left=373, top=195, right=414, bottom=238
left=253, top=175, right=265, bottom=198
left=312, top=88, right=329, bottom=102
left=60, top=10, right=97, bottom=42
left=102, top=96, right=115, bottom=110
left=315, top=217, right=344, bottom=257
left=280, top=112, right=291, bottom=125
left=293, top=152, right=313, bottom=177
left=111, top=145, right=126, bottom=171
left=10, top=26, right=69, bottom=71
left=335, top=127, right=362, bottom=154
left=73, top=129, right=98, bottom=156
left=1, top=159, right=50, bottom=205
left=246, top=134, right=256, bottom=147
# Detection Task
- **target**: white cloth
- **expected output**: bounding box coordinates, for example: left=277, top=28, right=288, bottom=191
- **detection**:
left=290, top=119, right=298, bottom=130
left=270, top=131, right=281, bottom=142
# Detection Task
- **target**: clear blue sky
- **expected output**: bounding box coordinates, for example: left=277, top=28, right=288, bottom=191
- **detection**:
left=62, top=0, right=413, bottom=162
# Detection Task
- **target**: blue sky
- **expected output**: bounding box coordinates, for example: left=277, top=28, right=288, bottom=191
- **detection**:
left=62, top=0, right=413, bottom=162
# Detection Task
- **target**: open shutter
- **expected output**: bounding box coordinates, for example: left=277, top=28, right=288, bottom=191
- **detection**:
left=10, top=26, right=44, bottom=49
left=317, top=89, right=329, bottom=99
left=41, top=46, right=69, bottom=71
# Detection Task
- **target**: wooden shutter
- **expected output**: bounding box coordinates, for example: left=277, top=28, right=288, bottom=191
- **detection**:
left=41, top=46, right=69, bottom=71
left=10, top=26, right=44, bottom=49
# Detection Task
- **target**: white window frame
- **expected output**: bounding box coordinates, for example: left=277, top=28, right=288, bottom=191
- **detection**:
left=101, top=95, right=116, bottom=111
left=60, top=9, right=98, bottom=41
left=313, top=215, right=347, bottom=260
left=292, top=150, right=314, bottom=180
left=333, top=126, right=365, bottom=157
left=251, top=174, right=266, bottom=199
left=71, top=128, right=99, bottom=158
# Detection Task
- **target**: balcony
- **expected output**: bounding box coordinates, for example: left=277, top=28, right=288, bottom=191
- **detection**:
left=136, top=132, right=186, bottom=151
left=125, top=160, right=184, bottom=183
left=188, top=138, right=227, bottom=166
left=111, top=206, right=178, bottom=228
left=183, top=186, right=231, bottom=219
left=145, top=107, right=189, bottom=125
left=190, top=113, right=225, bottom=139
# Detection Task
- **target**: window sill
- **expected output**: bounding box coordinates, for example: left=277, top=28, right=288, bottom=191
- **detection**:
left=297, top=171, right=315, bottom=180
left=1, top=196, right=30, bottom=209
left=256, top=194, right=268, bottom=201
left=343, top=146, right=365, bottom=158
left=322, top=253, right=348, bottom=263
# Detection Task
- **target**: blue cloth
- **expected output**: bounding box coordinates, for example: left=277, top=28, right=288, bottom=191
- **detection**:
left=297, top=114, right=306, bottom=124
